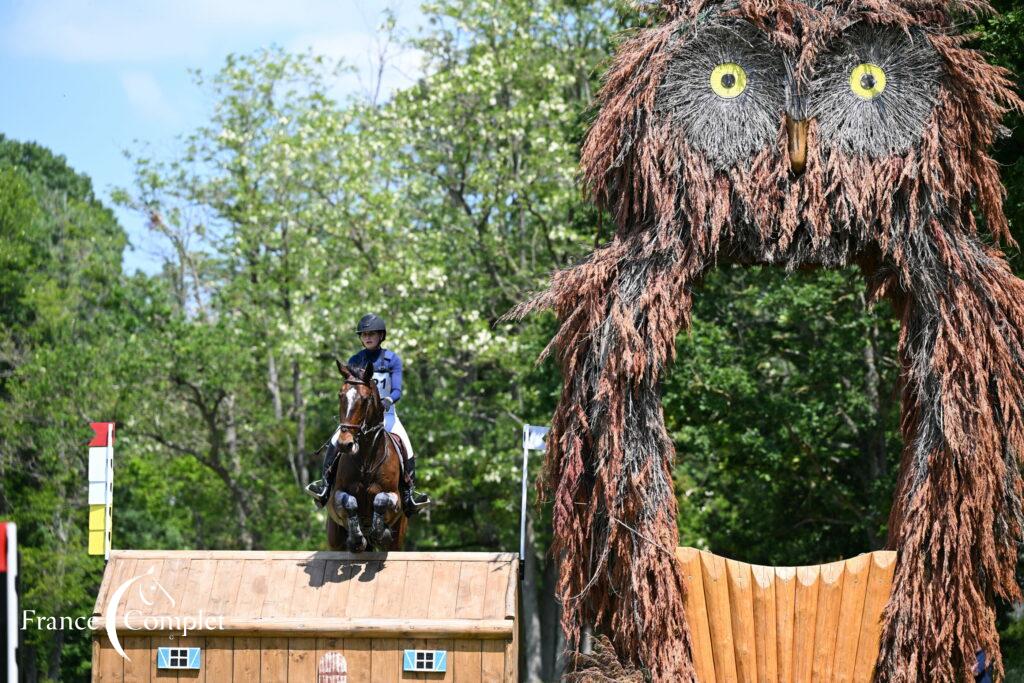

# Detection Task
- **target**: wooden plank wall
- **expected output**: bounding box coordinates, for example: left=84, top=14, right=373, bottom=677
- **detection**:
left=92, top=552, right=518, bottom=682
left=677, top=547, right=897, bottom=683
left=92, top=635, right=515, bottom=682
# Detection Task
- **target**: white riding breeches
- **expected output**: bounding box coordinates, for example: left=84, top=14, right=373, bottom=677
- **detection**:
left=372, top=370, right=414, bottom=460
left=385, top=408, right=414, bottom=460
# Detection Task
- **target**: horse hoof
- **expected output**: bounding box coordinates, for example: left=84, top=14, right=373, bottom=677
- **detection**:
left=348, top=537, right=367, bottom=553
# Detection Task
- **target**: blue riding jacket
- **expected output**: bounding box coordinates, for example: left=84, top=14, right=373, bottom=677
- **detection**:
left=348, top=348, right=403, bottom=404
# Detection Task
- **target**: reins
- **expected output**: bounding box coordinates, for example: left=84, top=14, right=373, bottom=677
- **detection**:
left=333, top=378, right=392, bottom=481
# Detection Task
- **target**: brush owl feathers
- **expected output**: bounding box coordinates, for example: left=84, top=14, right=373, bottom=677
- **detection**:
left=522, top=0, right=1023, bottom=680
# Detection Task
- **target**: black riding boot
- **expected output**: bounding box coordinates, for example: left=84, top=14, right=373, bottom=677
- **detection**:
left=402, top=458, right=430, bottom=517
left=304, top=441, right=337, bottom=509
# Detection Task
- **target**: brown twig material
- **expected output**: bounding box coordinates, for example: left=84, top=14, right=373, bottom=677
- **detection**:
left=566, top=634, right=647, bottom=683
left=513, top=0, right=1024, bottom=680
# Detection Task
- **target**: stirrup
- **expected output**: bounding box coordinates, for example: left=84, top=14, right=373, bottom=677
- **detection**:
left=404, top=491, right=431, bottom=516
left=305, top=480, right=329, bottom=508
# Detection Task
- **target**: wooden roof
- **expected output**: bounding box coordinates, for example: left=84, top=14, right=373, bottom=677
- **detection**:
left=92, top=550, right=518, bottom=639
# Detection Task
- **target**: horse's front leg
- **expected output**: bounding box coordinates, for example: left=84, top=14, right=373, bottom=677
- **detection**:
left=332, top=491, right=366, bottom=553
left=370, top=491, right=400, bottom=548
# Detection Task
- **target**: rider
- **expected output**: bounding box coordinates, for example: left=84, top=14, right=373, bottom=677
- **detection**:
left=305, top=314, right=430, bottom=515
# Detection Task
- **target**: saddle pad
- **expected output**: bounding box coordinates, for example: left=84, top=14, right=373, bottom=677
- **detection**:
left=387, top=431, right=407, bottom=470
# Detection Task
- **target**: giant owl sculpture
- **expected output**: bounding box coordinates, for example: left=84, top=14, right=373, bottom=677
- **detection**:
left=517, top=0, right=1023, bottom=679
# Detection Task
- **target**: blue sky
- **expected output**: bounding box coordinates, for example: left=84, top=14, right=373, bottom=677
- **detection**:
left=0, top=0, right=423, bottom=273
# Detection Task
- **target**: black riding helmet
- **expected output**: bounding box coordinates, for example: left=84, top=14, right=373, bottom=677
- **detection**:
left=356, top=313, right=387, bottom=341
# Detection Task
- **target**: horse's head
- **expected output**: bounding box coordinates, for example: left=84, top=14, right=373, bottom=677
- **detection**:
left=334, top=360, right=384, bottom=455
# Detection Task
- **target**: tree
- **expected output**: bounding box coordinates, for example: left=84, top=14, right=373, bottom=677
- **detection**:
left=0, top=136, right=130, bottom=681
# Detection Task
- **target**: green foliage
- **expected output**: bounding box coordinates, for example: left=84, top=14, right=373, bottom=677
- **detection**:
left=4, top=0, right=1024, bottom=678
left=974, top=4, right=1024, bottom=257
left=667, top=267, right=901, bottom=564
left=0, top=136, right=129, bottom=682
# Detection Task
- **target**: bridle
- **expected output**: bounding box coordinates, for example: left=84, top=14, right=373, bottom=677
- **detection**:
left=335, top=378, right=388, bottom=478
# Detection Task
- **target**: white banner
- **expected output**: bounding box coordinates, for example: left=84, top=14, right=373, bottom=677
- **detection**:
left=520, top=424, right=549, bottom=563
left=522, top=425, right=549, bottom=451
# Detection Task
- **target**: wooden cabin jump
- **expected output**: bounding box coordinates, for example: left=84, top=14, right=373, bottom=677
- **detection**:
left=90, top=546, right=896, bottom=681
left=91, top=550, right=519, bottom=682
left=678, top=547, right=898, bottom=683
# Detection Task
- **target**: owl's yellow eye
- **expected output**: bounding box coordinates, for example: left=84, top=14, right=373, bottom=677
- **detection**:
left=849, top=63, right=886, bottom=100
left=710, top=63, right=747, bottom=99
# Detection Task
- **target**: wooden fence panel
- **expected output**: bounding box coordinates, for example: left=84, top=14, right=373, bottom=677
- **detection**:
left=726, top=559, right=757, bottom=682
left=792, top=565, right=820, bottom=682
left=751, top=564, right=778, bottom=682
left=832, top=554, right=871, bottom=682
left=679, top=549, right=896, bottom=683
left=677, top=548, right=716, bottom=682
left=853, top=553, right=897, bottom=682
left=811, top=560, right=846, bottom=681
left=701, top=551, right=738, bottom=681
left=774, top=566, right=796, bottom=683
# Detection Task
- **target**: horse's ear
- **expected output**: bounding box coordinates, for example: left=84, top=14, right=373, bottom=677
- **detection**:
left=336, top=359, right=345, bottom=376
left=362, top=364, right=374, bottom=385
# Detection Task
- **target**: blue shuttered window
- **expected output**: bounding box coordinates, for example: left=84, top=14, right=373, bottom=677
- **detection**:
left=156, top=647, right=201, bottom=670
left=402, top=649, right=447, bottom=672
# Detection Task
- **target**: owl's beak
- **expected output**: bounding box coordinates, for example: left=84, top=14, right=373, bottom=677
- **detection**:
left=787, top=115, right=808, bottom=174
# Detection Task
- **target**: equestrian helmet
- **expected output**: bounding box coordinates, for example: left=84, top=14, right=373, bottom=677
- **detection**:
left=356, top=313, right=387, bottom=340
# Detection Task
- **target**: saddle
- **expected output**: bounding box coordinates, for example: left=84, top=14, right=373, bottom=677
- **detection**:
left=322, top=430, right=408, bottom=486
left=387, top=431, right=409, bottom=465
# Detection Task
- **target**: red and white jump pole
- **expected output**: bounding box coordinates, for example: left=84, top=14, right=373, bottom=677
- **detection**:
left=1, top=521, right=16, bottom=683
left=88, top=423, right=115, bottom=559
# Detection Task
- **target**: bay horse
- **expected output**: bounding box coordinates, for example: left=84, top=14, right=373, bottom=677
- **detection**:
left=325, top=361, right=407, bottom=552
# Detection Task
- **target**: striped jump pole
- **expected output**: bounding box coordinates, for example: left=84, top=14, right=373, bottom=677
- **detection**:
left=88, top=423, right=115, bottom=560
left=1, top=521, right=16, bottom=683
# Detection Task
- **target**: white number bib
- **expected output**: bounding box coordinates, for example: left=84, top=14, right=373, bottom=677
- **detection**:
left=373, top=371, right=393, bottom=412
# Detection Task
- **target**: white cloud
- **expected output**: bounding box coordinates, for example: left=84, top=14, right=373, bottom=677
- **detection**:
left=3, top=0, right=422, bottom=65
left=119, top=70, right=179, bottom=124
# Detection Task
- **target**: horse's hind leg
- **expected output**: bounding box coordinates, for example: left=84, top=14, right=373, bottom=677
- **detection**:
left=326, top=515, right=346, bottom=550
left=389, top=516, right=407, bottom=551
left=335, top=491, right=366, bottom=553
left=370, top=492, right=400, bottom=548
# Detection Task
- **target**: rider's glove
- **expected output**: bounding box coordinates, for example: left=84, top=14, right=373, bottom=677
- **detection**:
left=382, top=397, right=394, bottom=411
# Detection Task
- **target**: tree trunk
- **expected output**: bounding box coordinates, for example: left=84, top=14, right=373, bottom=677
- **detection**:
left=859, top=292, right=889, bottom=550
left=268, top=352, right=283, bottom=420
left=226, top=393, right=240, bottom=475
left=291, top=359, right=307, bottom=487
left=520, top=513, right=544, bottom=682
left=268, top=352, right=301, bottom=487
left=220, top=393, right=255, bottom=549
left=47, top=628, right=63, bottom=679
left=22, top=643, right=38, bottom=683
left=540, top=554, right=565, bottom=681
